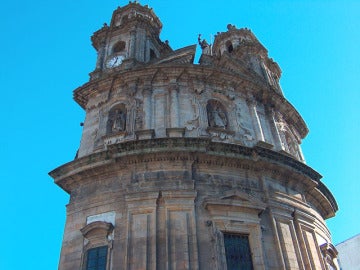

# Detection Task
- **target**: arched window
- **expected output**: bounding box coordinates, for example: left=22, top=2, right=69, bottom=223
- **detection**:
left=112, top=41, right=126, bottom=54
left=150, top=49, right=156, bottom=60
left=80, top=221, right=114, bottom=270
left=207, top=100, right=228, bottom=129
left=226, top=40, right=234, bottom=53
left=107, top=104, right=127, bottom=134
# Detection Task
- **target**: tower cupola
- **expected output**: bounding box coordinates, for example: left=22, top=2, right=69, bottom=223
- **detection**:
left=90, top=1, right=171, bottom=79
left=201, top=24, right=283, bottom=95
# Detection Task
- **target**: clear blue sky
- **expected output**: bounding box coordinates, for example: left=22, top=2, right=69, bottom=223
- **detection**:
left=1, top=0, right=359, bottom=268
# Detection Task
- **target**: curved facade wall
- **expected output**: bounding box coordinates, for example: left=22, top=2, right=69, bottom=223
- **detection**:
left=50, top=2, right=338, bottom=270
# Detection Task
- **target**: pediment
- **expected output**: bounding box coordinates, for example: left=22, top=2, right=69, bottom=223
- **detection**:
left=151, top=68, right=168, bottom=83
left=150, top=45, right=196, bottom=65
left=176, top=69, right=191, bottom=82
left=204, top=189, right=266, bottom=213
left=221, top=195, right=249, bottom=201
left=221, top=190, right=255, bottom=202
left=216, top=53, right=262, bottom=81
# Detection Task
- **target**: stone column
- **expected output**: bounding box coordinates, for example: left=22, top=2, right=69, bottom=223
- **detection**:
left=130, top=29, right=137, bottom=59
left=137, top=30, right=145, bottom=62
left=96, top=41, right=106, bottom=69
left=169, top=83, right=180, bottom=128
left=143, top=87, right=152, bottom=129
left=145, top=36, right=151, bottom=62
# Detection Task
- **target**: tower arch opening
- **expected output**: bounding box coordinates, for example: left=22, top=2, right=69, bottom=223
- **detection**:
left=112, top=41, right=126, bottom=54
left=226, top=40, right=234, bottom=53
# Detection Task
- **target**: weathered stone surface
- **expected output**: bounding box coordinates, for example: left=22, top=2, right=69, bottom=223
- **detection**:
left=50, top=2, right=339, bottom=270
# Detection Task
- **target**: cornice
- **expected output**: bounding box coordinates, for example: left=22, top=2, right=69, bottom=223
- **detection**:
left=49, top=138, right=335, bottom=218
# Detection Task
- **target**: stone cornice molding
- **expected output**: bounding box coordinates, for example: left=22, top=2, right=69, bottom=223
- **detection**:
left=204, top=189, right=267, bottom=215
left=307, top=186, right=338, bottom=219
left=49, top=138, right=336, bottom=218
left=50, top=138, right=319, bottom=183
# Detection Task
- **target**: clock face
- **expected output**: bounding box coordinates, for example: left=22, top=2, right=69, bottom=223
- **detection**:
left=106, top=55, right=124, bottom=68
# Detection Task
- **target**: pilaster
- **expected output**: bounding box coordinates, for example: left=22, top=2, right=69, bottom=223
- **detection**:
left=247, top=97, right=264, bottom=142
left=169, top=82, right=180, bottom=128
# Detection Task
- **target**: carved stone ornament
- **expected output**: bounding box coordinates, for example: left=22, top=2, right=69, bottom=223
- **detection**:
left=207, top=100, right=228, bottom=129
left=107, top=105, right=127, bottom=134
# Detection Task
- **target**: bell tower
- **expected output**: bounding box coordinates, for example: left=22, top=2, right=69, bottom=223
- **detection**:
left=50, top=2, right=339, bottom=270
left=90, top=2, right=171, bottom=79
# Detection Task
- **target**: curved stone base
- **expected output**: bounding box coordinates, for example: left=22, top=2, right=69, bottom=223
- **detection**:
left=50, top=138, right=335, bottom=269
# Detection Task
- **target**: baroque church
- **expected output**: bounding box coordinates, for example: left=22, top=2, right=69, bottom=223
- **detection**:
left=49, top=2, right=339, bottom=269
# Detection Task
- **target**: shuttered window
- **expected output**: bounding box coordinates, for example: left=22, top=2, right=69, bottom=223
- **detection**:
left=224, top=233, right=253, bottom=270
left=86, top=246, right=108, bottom=270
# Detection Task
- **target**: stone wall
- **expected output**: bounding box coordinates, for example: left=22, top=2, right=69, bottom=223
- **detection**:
left=51, top=139, right=336, bottom=269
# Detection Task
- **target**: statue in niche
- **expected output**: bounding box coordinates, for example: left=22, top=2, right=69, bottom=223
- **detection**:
left=112, top=109, right=126, bottom=131
left=107, top=106, right=126, bottom=134
left=207, top=100, right=228, bottom=129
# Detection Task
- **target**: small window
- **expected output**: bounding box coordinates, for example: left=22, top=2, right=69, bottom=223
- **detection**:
left=112, top=41, right=126, bottom=54
left=150, top=49, right=156, bottom=60
left=86, top=246, right=108, bottom=270
left=224, top=233, right=254, bottom=270
left=226, top=40, right=234, bottom=53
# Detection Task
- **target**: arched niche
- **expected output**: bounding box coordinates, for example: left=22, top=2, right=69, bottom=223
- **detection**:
left=106, top=103, right=127, bottom=134
left=206, top=99, right=229, bottom=129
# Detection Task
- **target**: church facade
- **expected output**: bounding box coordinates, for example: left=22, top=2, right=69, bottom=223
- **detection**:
left=49, top=2, right=339, bottom=269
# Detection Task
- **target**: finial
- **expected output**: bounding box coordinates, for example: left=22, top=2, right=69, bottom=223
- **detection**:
left=227, top=24, right=237, bottom=30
